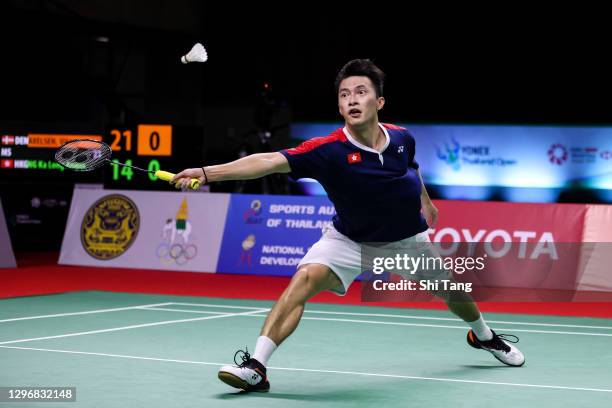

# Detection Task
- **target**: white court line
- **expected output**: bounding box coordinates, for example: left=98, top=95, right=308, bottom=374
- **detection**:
left=170, top=302, right=265, bottom=310
left=138, top=307, right=229, bottom=315
left=0, top=308, right=269, bottom=345
left=1, top=345, right=611, bottom=393
left=236, top=314, right=612, bottom=337
left=0, top=303, right=174, bottom=323
left=303, top=310, right=612, bottom=330
left=136, top=307, right=612, bottom=336
left=167, top=302, right=612, bottom=330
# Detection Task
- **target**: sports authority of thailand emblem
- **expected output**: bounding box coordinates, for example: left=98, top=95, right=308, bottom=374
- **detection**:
left=81, top=194, right=140, bottom=260
left=243, top=199, right=263, bottom=224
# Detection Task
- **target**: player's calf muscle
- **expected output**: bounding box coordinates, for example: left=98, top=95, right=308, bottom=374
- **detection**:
left=261, top=265, right=336, bottom=342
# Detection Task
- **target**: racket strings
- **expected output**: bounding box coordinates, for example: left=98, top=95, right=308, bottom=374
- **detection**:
left=55, top=140, right=112, bottom=171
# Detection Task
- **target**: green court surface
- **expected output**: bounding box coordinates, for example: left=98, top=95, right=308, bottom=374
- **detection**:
left=1, top=291, right=611, bottom=407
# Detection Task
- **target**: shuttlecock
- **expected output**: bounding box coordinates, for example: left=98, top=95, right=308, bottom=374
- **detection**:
left=181, top=43, right=208, bottom=64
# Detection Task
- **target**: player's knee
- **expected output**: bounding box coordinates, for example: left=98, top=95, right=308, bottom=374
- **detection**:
left=285, top=265, right=329, bottom=302
left=294, top=266, right=320, bottom=295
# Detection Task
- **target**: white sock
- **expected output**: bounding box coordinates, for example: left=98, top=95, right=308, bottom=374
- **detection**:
left=467, top=316, right=493, bottom=341
left=253, top=336, right=277, bottom=366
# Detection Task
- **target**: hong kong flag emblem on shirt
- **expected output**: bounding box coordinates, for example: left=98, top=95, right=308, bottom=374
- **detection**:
left=347, top=152, right=362, bottom=164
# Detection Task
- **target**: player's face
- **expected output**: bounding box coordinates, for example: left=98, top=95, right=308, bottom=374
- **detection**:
left=338, top=76, right=385, bottom=127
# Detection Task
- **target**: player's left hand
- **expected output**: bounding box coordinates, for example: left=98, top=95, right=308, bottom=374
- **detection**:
left=422, top=202, right=438, bottom=227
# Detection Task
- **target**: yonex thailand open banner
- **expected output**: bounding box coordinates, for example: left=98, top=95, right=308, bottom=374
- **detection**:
left=59, top=187, right=230, bottom=272
left=291, top=123, right=612, bottom=201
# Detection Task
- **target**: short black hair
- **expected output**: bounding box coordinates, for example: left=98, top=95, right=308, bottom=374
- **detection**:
left=335, top=59, right=385, bottom=97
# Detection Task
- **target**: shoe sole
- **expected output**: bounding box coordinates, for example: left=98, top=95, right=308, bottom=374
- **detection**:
left=218, top=371, right=269, bottom=392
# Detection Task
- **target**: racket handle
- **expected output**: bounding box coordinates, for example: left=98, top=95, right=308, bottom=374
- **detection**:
left=155, top=170, right=201, bottom=190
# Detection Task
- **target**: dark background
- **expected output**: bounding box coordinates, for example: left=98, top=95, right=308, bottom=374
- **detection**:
left=2, top=2, right=611, bottom=133
left=0, top=1, right=610, bottom=249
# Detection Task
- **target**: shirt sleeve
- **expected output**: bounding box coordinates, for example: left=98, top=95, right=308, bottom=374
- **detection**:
left=279, top=137, right=326, bottom=180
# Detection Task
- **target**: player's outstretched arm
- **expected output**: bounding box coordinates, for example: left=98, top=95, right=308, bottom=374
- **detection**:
left=171, top=152, right=290, bottom=189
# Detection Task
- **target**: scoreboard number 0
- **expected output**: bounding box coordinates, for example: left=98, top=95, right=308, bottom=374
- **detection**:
left=148, top=159, right=161, bottom=181
left=137, top=125, right=172, bottom=156
left=149, top=132, right=160, bottom=151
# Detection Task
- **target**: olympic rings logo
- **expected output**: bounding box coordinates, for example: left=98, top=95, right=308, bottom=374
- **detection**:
left=156, top=242, right=198, bottom=265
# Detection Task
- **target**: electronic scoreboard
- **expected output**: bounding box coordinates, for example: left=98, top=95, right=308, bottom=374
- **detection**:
left=0, top=124, right=204, bottom=190
left=102, top=124, right=204, bottom=190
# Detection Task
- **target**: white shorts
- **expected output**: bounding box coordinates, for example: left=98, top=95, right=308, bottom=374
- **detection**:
left=299, top=225, right=452, bottom=295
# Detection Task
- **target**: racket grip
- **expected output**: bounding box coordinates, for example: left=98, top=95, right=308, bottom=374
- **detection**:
left=155, top=170, right=201, bottom=190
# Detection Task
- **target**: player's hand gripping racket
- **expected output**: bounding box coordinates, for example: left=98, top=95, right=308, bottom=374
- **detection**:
left=54, top=139, right=202, bottom=190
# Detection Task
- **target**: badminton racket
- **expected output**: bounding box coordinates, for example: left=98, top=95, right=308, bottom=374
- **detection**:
left=54, top=139, right=201, bottom=190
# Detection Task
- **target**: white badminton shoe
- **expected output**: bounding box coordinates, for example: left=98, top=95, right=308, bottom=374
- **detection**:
left=218, top=349, right=270, bottom=392
left=467, top=329, right=525, bottom=367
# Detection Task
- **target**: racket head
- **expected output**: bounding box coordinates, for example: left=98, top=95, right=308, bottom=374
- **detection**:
left=55, top=139, right=112, bottom=172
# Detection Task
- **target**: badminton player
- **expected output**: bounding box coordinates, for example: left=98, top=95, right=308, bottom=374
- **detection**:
left=172, top=59, right=525, bottom=392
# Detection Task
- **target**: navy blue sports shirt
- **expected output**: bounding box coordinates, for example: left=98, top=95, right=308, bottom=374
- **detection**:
left=280, top=123, right=429, bottom=243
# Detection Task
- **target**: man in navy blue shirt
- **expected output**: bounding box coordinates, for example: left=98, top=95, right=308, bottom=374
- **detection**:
left=281, top=122, right=428, bottom=243
left=173, top=59, right=525, bottom=392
